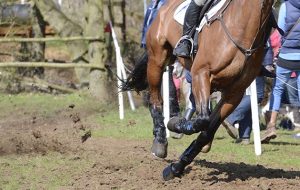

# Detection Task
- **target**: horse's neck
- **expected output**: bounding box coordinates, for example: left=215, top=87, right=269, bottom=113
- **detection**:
left=229, top=0, right=273, bottom=34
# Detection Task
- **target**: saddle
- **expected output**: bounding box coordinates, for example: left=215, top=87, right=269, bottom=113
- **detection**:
left=174, top=0, right=229, bottom=57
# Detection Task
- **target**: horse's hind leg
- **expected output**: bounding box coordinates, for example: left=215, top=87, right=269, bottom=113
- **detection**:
left=163, top=89, right=244, bottom=180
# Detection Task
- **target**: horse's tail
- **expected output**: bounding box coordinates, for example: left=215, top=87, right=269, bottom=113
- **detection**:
left=120, top=51, right=149, bottom=92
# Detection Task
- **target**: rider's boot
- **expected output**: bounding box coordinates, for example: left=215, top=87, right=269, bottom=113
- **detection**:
left=173, top=0, right=205, bottom=58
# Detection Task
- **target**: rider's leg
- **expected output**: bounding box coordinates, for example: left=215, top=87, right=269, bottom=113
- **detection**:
left=173, top=0, right=206, bottom=58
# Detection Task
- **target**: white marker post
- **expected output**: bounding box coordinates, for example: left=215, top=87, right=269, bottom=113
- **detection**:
left=110, top=22, right=124, bottom=119
left=163, top=66, right=170, bottom=138
left=110, top=22, right=136, bottom=119
left=250, top=79, right=262, bottom=156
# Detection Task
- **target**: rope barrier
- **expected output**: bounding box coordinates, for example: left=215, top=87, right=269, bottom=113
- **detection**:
left=275, top=75, right=299, bottom=92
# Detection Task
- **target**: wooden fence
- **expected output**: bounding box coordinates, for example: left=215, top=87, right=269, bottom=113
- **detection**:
left=0, top=0, right=145, bottom=69
left=0, top=36, right=105, bottom=69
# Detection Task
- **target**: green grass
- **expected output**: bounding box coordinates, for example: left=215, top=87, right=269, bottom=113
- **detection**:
left=92, top=106, right=153, bottom=139
left=0, top=153, right=92, bottom=190
left=0, top=92, right=97, bottom=118
left=0, top=92, right=299, bottom=189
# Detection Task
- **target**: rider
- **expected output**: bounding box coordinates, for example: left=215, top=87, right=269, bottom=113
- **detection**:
left=173, top=0, right=207, bottom=58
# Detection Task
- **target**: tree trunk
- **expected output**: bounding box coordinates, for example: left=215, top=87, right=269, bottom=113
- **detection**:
left=30, top=5, right=45, bottom=62
left=33, top=0, right=86, bottom=61
left=85, top=0, right=112, bottom=101
left=33, top=0, right=89, bottom=86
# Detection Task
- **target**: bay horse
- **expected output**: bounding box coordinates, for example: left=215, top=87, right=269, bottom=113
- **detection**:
left=122, top=0, right=274, bottom=180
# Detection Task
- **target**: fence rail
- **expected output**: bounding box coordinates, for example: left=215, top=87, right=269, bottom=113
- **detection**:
left=0, top=36, right=104, bottom=43
left=0, top=62, right=105, bottom=70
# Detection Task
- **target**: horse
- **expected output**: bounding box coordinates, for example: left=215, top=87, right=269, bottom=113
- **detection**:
left=122, top=0, right=275, bottom=180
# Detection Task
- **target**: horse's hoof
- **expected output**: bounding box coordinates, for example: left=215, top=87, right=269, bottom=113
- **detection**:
left=167, top=117, right=182, bottom=133
left=167, top=117, right=194, bottom=135
left=162, top=163, right=183, bottom=181
left=201, top=141, right=212, bottom=153
left=151, top=139, right=168, bottom=158
left=162, top=164, right=176, bottom=181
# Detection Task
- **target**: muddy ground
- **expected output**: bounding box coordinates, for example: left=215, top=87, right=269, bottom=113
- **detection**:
left=0, top=106, right=299, bottom=190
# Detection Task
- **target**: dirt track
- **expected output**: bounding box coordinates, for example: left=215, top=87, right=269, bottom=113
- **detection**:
left=0, top=107, right=299, bottom=190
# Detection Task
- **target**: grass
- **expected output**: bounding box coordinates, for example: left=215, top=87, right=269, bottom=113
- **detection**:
left=92, top=106, right=153, bottom=140
left=0, top=152, right=92, bottom=190
left=0, top=92, right=299, bottom=189
left=0, top=91, right=98, bottom=118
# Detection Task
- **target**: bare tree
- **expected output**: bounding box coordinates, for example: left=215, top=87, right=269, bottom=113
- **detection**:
left=85, top=0, right=111, bottom=101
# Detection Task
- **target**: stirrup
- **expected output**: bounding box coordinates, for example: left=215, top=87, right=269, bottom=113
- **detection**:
left=174, top=35, right=194, bottom=58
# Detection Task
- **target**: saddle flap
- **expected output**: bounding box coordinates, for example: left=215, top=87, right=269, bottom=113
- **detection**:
left=174, top=0, right=227, bottom=32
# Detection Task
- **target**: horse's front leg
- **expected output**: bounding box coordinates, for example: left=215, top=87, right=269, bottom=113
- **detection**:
left=192, top=68, right=211, bottom=130
left=148, top=58, right=168, bottom=158
left=167, top=68, right=211, bottom=135
left=163, top=89, right=245, bottom=180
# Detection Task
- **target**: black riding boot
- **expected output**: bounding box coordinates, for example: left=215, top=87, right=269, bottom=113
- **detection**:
left=173, top=0, right=203, bottom=58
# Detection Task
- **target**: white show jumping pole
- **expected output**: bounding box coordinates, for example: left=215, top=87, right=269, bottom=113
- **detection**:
left=110, top=22, right=124, bottom=119
left=249, top=79, right=262, bottom=156
left=163, top=66, right=170, bottom=138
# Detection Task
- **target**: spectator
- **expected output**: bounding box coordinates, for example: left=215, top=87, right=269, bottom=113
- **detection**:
left=261, top=0, right=300, bottom=143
